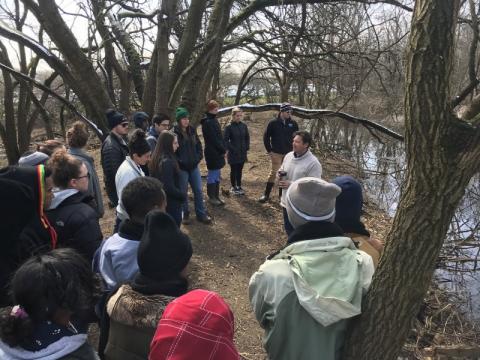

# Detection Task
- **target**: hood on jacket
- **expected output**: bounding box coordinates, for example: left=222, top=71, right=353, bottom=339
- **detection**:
left=68, top=148, right=94, bottom=164
left=267, top=236, right=374, bottom=326
left=149, top=289, right=240, bottom=360
left=49, top=189, right=79, bottom=210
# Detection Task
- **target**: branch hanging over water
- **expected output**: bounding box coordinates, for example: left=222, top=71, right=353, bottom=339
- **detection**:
left=219, top=103, right=404, bottom=142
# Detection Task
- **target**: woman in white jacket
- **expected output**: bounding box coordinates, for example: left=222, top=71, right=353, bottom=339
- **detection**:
left=114, top=129, right=151, bottom=233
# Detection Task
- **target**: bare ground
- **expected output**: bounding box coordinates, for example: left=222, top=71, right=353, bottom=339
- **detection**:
left=91, top=113, right=391, bottom=359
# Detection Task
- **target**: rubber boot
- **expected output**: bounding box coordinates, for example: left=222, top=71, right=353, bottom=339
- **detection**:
left=207, top=183, right=222, bottom=206
left=216, top=182, right=225, bottom=206
left=258, top=182, right=274, bottom=203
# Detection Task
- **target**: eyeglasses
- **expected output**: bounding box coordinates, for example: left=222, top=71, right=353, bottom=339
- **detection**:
left=120, top=122, right=129, bottom=128
left=77, top=173, right=90, bottom=180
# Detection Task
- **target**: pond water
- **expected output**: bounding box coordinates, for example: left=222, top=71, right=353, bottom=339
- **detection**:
left=308, top=118, right=480, bottom=322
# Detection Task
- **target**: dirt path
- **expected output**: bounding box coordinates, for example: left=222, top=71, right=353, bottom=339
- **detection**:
left=97, top=113, right=391, bottom=359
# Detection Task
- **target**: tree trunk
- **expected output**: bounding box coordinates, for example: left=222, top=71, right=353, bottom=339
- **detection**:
left=343, top=1, right=480, bottom=359
left=154, top=0, right=178, bottom=115
left=0, top=43, right=19, bottom=164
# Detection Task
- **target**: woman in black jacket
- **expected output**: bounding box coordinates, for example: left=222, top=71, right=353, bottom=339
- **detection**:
left=149, top=132, right=186, bottom=227
left=200, top=100, right=226, bottom=206
left=46, top=151, right=103, bottom=262
left=223, top=107, right=250, bottom=195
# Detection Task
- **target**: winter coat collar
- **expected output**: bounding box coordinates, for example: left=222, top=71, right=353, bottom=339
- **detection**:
left=118, top=219, right=144, bottom=241
left=68, top=148, right=94, bottom=164
left=287, top=221, right=345, bottom=245
left=49, top=189, right=79, bottom=210
left=48, top=189, right=94, bottom=211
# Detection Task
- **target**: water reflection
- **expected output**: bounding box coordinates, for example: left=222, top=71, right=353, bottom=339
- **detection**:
left=308, top=118, right=480, bottom=321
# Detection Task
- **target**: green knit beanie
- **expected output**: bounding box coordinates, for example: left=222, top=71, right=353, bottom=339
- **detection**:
left=175, top=107, right=189, bottom=122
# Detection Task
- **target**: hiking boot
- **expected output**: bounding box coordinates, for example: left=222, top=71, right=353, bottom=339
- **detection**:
left=182, top=213, right=191, bottom=225
left=258, top=182, right=274, bottom=203
left=197, top=214, right=212, bottom=224
left=207, top=183, right=222, bottom=206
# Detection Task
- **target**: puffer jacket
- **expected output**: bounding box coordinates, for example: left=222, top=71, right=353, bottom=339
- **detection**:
left=101, top=132, right=128, bottom=206
left=47, top=189, right=103, bottom=262
left=223, top=121, right=250, bottom=164
left=200, top=113, right=226, bottom=170
left=173, top=125, right=203, bottom=171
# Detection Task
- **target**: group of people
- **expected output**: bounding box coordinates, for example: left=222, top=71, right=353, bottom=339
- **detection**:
left=0, top=101, right=384, bottom=359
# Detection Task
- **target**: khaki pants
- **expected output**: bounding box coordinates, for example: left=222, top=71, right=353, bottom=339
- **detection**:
left=267, top=152, right=285, bottom=183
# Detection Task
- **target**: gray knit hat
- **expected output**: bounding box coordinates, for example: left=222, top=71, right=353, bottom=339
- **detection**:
left=285, top=177, right=342, bottom=228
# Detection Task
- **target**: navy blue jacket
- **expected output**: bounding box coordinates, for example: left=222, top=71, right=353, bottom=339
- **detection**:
left=224, top=121, right=250, bottom=164
left=263, top=116, right=299, bottom=155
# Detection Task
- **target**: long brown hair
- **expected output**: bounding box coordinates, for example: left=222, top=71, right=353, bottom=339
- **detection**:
left=149, top=132, right=179, bottom=177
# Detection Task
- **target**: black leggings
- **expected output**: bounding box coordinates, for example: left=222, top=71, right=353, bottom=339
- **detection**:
left=229, top=163, right=244, bottom=187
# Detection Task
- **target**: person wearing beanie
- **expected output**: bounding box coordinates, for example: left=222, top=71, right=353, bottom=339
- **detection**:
left=114, top=129, right=152, bottom=233
left=249, top=177, right=374, bottom=360
left=18, top=151, right=49, bottom=166
left=99, top=210, right=192, bottom=360
left=101, top=109, right=129, bottom=207
left=223, top=107, right=250, bottom=195
left=0, top=166, right=57, bottom=306
left=258, top=102, right=299, bottom=203
left=133, top=111, right=150, bottom=131
left=277, top=130, right=323, bottom=235
left=333, top=176, right=384, bottom=268
left=149, top=289, right=241, bottom=360
left=147, top=113, right=171, bottom=151
left=173, top=107, right=212, bottom=225
left=97, top=177, right=167, bottom=291
left=201, top=99, right=227, bottom=206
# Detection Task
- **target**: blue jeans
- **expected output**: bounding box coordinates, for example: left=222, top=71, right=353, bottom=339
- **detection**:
left=207, top=169, right=221, bottom=184
left=179, top=167, right=207, bottom=218
left=283, top=207, right=294, bottom=236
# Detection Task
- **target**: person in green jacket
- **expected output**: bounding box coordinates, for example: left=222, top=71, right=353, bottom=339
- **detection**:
left=249, top=177, right=374, bottom=360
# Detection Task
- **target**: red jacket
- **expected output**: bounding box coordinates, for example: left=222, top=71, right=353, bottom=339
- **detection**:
left=149, top=289, right=240, bottom=360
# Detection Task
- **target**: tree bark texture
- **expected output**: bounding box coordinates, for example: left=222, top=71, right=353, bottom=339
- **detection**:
left=343, top=1, right=480, bottom=359
left=154, top=0, right=177, bottom=115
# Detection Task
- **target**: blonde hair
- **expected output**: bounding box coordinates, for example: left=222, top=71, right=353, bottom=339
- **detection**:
left=230, top=107, right=242, bottom=122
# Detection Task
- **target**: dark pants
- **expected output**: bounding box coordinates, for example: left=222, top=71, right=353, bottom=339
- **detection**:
left=167, top=202, right=182, bottom=228
left=229, top=163, right=244, bottom=187
left=282, top=207, right=294, bottom=236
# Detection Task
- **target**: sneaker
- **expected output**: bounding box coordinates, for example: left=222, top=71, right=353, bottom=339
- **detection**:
left=230, top=186, right=238, bottom=195
left=236, top=187, right=245, bottom=195
left=182, top=213, right=191, bottom=225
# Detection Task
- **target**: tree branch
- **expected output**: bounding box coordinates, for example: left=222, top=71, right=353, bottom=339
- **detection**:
left=218, top=103, right=404, bottom=141
left=0, top=62, right=104, bottom=140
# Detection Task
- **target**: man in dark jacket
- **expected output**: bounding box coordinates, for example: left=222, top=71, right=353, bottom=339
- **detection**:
left=174, top=107, right=212, bottom=224
left=258, top=102, right=299, bottom=203
left=201, top=100, right=226, bottom=206
left=101, top=109, right=129, bottom=207
left=147, top=113, right=171, bottom=151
